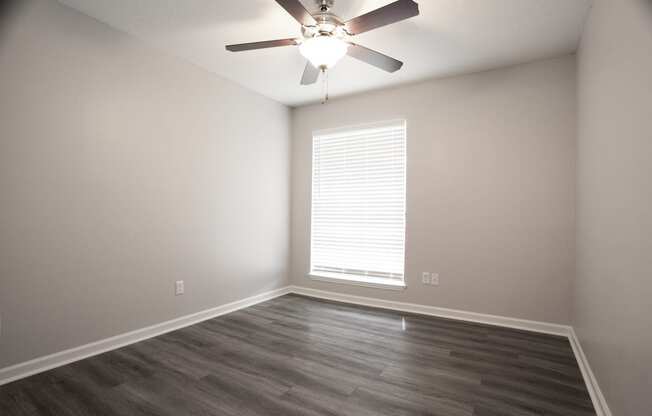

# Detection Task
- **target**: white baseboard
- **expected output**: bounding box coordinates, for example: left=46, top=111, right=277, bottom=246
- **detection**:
left=0, top=284, right=612, bottom=416
left=289, top=285, right=571, bottom=336
left=289, top=285, right=612, bottom=416
left=568, top=328, right=613, bottom=416
left=0, top=286, right=291, bottom=386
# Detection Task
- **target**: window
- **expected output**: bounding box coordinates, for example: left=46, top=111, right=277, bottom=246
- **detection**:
left=310, top=120, right=407, bottom=289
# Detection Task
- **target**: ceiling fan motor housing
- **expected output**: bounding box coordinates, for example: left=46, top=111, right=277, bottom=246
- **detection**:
left=301, top=12, right=345, bottom=39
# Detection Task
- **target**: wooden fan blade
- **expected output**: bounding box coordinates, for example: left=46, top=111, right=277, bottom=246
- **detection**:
left=300, top=62, right=320, bottom=85
left=347, top=43, right=403, bottom=72
left=345, top=0, right=419, bottom=35
left=275, top=0, right=317, bottom=27
left=225, top=38, right=298, bottom=52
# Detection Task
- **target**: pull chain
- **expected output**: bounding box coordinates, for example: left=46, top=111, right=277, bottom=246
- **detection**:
left=321, top=67, right=329, bottom=104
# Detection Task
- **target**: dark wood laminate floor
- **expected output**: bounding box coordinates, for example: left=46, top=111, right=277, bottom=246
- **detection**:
left=0, top=294, right=595, bottom=416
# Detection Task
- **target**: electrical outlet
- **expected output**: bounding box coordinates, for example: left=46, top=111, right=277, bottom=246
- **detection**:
left=175, top=280, right=184, bottom=296
left=430, top=273, right=440, bottom=286
left=421, top=272, right=430, bottom=284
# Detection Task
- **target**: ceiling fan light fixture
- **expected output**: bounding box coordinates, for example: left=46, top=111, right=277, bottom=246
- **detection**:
left=226, top=0, right=420, bottom=88
left=299, top=35, right=348, bottom=69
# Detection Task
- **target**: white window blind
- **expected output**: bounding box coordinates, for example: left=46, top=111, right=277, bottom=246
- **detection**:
left=310, top=120, right=406, bottom=282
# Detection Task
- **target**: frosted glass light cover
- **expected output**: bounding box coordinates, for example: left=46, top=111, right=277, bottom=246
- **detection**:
left=299, top=36, right=348, bottom=69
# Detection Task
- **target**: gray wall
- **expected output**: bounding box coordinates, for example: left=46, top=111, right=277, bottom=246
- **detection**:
left=291, top=56, right=577, bottom=324
left=574, top=0, right=652, bottom=414
left=0, top=0, right=290, bottom=368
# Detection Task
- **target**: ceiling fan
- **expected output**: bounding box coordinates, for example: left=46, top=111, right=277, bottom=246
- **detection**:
left=225, top=0, right=419, bottom=90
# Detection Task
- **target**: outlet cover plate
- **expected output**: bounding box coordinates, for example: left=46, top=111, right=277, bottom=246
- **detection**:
left=175, top=280, right=184, bottom=295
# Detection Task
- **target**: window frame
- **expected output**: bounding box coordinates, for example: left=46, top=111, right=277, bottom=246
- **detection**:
left=307, top=119, right=408, bottom=290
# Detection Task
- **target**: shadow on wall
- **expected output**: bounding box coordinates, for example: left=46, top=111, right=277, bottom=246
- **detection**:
left=642, top=0, right=652, bottom=16
left=0, top=0, right=23, bottom=49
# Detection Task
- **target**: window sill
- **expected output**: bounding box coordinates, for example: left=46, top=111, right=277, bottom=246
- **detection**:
left=307, top=272, right=406, bottom=291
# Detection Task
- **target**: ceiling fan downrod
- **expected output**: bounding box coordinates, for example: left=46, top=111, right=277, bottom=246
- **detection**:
left=318, top=0, right=333, bottom=13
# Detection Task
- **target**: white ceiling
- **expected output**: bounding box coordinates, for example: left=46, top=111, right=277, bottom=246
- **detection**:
left=58, top=0, right=592, bottom=106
